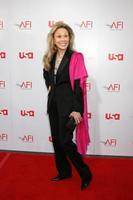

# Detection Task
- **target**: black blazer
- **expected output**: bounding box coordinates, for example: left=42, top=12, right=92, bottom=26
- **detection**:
left=43, top=49, right=84, bottom=116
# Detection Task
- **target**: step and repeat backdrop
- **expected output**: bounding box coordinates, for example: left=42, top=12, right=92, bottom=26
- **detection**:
left=0, top=0, right=133, bottom=156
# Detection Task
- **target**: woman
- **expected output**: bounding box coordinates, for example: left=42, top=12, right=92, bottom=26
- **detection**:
left=43, top=21, right=92, bottom=190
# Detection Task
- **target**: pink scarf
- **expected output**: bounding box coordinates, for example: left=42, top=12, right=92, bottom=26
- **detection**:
left=69, top=51, right=90, bottom=154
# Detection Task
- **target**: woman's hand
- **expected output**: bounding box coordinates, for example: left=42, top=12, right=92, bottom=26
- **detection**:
left=69, top=111, right=82, bottom=124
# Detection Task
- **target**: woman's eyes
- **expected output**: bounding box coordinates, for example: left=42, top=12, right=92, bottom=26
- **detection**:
left=57, top=35, right=68, bottom=38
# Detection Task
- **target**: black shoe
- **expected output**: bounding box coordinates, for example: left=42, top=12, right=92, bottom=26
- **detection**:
left=81, top=173, right=92, bottom=191
left=51, top=174, right=72, bottom=181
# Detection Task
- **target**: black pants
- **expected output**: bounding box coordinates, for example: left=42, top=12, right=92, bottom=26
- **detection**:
left=48, top=98, right=91, bottom=180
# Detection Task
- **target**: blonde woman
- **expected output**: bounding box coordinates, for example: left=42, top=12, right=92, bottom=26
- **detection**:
left=43, top=22, right=92, bottom=190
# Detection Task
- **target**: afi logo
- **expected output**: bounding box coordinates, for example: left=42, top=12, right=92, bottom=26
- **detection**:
left=0, top=81, right=6, bottom=89
left=105, top=113, right=120, bottom=120
left=107, top=21, right=123, bottom=30
left=80, top=21, right=93, bottom=29
left=108, top=53, right=124, bottom=61
left=0, top=109, right=8, bottom=116
left=48, top=20, right=64, bottom=28
left=0, top=20, right=4, bottom=30
left=101, top=138, right=117, bottom=147
left=0, top=52, right=6, bottom=59
left=16, top=21, right=32, bottom=30
left=0, top=133, right=8, bottom=141
left=19, top=52, right=33, bottom=59
left=49, top=136, right=53, bottom=142
left=75, top=21, right=93, bottom=30
left=104, top=84, right=120, bottom=92
left=17, top=81, right=32, bottom=89
left=19, top=135, right=33, bottom=143
left=87, top=112, right=92, bottom=119
left=86, top=82, right=91, bottom=92
left=20, top=110, right=35, bottom=117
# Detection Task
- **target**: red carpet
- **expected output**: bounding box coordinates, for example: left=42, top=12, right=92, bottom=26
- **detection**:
left=0, top=152, right=133, bottom=200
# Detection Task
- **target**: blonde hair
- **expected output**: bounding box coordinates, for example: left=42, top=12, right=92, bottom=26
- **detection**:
left=43, top=21, right=75, bottom=71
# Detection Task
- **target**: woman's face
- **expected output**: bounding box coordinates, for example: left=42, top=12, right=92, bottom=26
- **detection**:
left=53, top=28, right=70, bottom=51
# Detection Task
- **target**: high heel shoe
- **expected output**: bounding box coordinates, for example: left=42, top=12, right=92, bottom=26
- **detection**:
left=51, top=174, right=72, bottom=181
left=81, top=172, right=92, bottom=191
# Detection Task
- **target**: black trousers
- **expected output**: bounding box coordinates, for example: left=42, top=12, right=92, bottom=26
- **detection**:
left=48, top=98, right=90, bottom=179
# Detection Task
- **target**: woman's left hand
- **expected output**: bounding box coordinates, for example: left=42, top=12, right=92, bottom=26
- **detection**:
left=69, top=111, right=82, bottom=124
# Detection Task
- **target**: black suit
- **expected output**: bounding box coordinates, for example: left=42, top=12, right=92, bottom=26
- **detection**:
left=43, top=49, right=84, bottom=115
left=43, top=49, right=90, bottom=178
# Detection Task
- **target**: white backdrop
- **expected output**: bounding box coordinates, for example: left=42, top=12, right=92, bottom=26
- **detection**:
left=0, top=0, right=133, bottom=156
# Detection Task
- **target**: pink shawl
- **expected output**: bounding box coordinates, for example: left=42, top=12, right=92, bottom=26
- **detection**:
left=69, top=51, right=90, bottom=154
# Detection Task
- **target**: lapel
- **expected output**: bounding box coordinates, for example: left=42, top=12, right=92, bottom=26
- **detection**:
left=50, top=49, right=73, bottom=84
left=56, top=49, right=73, bottom=80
